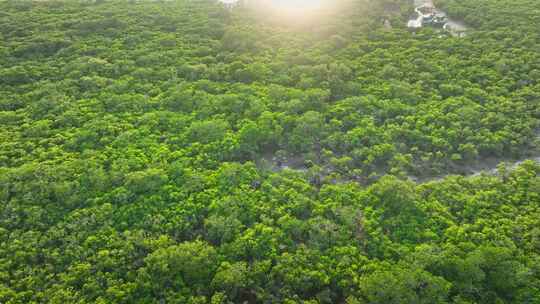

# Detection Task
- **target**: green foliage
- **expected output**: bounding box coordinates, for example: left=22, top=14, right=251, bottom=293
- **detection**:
left=1, top=0, right=540, bottom=303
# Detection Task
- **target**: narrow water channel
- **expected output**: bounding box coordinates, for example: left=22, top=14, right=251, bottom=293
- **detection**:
left=408, top=0, right=467, bottom=36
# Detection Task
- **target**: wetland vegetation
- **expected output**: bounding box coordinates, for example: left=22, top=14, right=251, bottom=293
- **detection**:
left=1, top=0, right=539, bottom=303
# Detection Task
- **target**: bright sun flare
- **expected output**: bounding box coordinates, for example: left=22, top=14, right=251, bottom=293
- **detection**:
left=268, top=0, right=325, bottom=10
left=222, top=0, right=338, bottom=20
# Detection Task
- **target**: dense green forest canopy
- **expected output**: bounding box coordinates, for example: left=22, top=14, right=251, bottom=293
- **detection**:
left=0, top=0, right=539, bottom=303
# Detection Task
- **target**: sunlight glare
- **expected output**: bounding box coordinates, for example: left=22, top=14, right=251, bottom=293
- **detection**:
left=239, top=0, right=346, bottom=25
left=268, top=0, right=325, bottom=11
